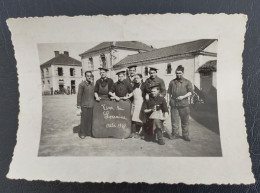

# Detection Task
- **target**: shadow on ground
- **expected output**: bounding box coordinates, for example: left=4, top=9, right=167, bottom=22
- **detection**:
left=190, top=103, right=220, bottom=134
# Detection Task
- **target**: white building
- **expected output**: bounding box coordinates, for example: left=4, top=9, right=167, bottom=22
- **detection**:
left=40, top=51, right=82, bottom=95
left=79, top=41, right=154, bottom=82
left=113, top=39, right=218, bottom=104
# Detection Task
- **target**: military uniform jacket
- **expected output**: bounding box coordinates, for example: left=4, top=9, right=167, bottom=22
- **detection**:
left=143, top=76, right=166, bottom=97
left=168, top=77, right=194, bottom=107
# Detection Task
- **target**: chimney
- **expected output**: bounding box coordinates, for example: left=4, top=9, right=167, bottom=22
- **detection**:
left=54, top=51, right=59, bottom=57
left=64, top=51, right=69, bottom=56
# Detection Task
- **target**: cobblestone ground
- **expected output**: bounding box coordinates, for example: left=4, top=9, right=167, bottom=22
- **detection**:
left=38, top=95, right=222, bottom=157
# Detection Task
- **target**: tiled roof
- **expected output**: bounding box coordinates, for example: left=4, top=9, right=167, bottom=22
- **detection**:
left=40, top=54, right=81, bottom=69
left=79, top=41, right=154, bottom=56
left=113, top=39, right=216, bottom=69
left=198, top=60, right=217, bottom=72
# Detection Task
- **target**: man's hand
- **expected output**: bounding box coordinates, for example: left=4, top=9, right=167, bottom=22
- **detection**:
left=145, top=94, right=149, bottom=101
left=96, top=97, right=101, bottom=102
left=77, top=106, right=81, bottom=109
left=121, top=96, right=128, bottom=100
left=176, top=96, right=185, bottom=100
left=144, top=109, right=152, bottom=113
left=115, top=96, right=121, bottom=101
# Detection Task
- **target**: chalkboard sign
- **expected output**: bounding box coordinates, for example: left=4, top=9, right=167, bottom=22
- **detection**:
left=92, top=99, right=132, bottom=139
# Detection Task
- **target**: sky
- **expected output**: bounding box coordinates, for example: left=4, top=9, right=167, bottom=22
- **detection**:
left=37, top=39, right=194, bottom=65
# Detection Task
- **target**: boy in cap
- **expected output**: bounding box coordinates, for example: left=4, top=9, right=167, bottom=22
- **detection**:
left=109, top=70, right=133, bottom=101
left=143, top=67, right=166, bottom=100
left=141, top=83, right=169, bottom=145
left=167, top=65, right=193, bottom=141
left=94, top=67, right=114, bottom=101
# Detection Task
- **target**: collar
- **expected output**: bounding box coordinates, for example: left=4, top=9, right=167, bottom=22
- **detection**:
left=149, top=76, right=159, bottom=82
left=101, top=77, right=107, bottom=81
left=117, top=80, right=125, bottom=84
left=151, top=94, right=159, bottom=100
left=129, top=76, right=135, bottom=81
left=84, top=80, right=93, bottom=86
left=174, top=77, right=184, bottom=83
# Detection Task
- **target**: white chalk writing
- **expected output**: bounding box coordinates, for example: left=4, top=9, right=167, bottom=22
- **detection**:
left=103, top=111, right=127, bottom=120
left=101, top=104, right=114, bottom=111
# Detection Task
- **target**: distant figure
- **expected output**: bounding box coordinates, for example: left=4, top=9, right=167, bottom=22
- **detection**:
left=131, top=73, right=145, bottom=137
left=77, top=71, right=95, bottom=139
left=94, top=67, right=114, bottom=101
left=142, top=83, right=169, bottom=145
left=143, top=67, right=166, bottom=101
left=109, top=70, right=133, bottom=101
left=167, top=65, right=193, bottom=142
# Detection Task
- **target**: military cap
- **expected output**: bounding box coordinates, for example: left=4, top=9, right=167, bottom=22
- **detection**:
left=176, top=65, right=184, bottom=72
left=127, top=65, right=137, bottom=69
left=116, top=70, right=126, bottom=76
left=149, top=67, right=158, bottom=72
left=149, top=82, right=160, bottom=89
left=98, top=67, right=109, bottom=71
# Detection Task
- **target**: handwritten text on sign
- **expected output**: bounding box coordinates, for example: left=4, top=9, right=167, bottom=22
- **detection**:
left=92, top=99, right=131, bottom=138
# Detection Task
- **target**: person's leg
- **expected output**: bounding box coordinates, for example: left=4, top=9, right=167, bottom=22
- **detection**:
left=171, top=106, right=180, bottom=137
left=79, top=107, right=87, bottom=138
left=85, top=108, right=93, bottom=136
left=144, top=119, right=154, bottom=141
left=153, top=119, right=165, bottom=145
left=179, top=106, right=190, bottom=141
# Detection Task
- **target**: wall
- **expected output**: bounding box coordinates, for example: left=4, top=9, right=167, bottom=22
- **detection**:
left=204, top=40, right=218, bottom=53
left=112, top=56, right=195, bottom=90
left=41, top=65, right=82, bottom=93
left=81, top=48, right=141, bottom=83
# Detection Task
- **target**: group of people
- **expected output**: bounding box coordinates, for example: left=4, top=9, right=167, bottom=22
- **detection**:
left=77, top=64, right=193, bottom=145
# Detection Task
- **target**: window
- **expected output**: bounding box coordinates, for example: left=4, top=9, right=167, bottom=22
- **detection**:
left=89, top=57, right=94, bottom=69
left=41, top=70, right=44, bottom=78
left=126, top=69, right=129, bottom=77
left=58, top=67, right=63, bottom=76
left=144, top=66, right=149, bottom=76
left=47, top=80, right=50, bottom=84
left=81, top=69, right=83, bottom=76
left=100, top=54, right=106, bottom=67
left=42, top=80, right=45, bottom=84
left=167, top=63, right=172, bottom=74
left=46, top=68, right=49, bottom=76
left=70, top=68, right=75, bottom=76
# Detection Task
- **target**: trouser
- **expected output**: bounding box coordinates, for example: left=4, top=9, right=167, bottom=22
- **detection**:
left=79, top=107, right=93, bottom=137
left=171, top=106, right=190, bottom=137
left=144, top=119, right=164, bottom=140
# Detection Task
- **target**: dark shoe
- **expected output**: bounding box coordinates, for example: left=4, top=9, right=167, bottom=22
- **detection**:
left=171, top=134, right=181, bottom=139
left=158, top=138, right=165, bottom=145
left=79, top=135, right=86, bottom=139
left=183, top=136, right=191, bottom=142
left=134, top=133, right=141, bottom=139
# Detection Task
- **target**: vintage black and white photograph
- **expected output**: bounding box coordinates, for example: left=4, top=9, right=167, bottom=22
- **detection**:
left=38, top=39, right=221, bottom=157
left=6, top=14, right=253, bottom=184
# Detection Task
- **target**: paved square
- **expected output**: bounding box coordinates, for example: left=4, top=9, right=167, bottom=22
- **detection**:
left=38, top=95, right=222, bottom=156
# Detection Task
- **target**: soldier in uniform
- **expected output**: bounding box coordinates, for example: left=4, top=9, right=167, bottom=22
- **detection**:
left=109, top=70, right=133, bottom=101
left=141, top=83, right=169, bottom=145
left=94, top=67, right=114, bottom=101
left=77, top=71, right=95, bottom=139
left=143, top=67, right=166, bottom=100
left=167, top=65, right=193, bottom=141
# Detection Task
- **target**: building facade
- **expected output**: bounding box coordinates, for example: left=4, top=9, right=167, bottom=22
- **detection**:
left=79, top=41, right=154, bottom=82
left=40, top=51, right=82, bottom=95
left=113, top=39, right=218, bottom=104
